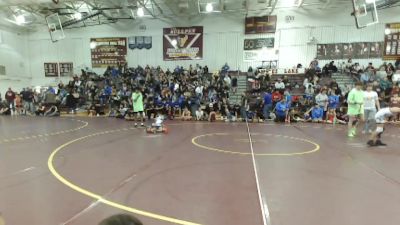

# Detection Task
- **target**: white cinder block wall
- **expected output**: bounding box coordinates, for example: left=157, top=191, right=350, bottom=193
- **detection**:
left=0, top=7, right=397, bottom=91
left=0, top=29, right=30, bottom=95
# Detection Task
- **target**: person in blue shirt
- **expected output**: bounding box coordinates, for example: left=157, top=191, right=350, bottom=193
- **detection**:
left=328, top=93, right=340, bottom=110
left=274, top=98, right=289, bottom=122
left=328, top=91, right=340, bottom=122
left=262, top=89, right=273, bottom=120
left=305, top=104, right=324, bottom=122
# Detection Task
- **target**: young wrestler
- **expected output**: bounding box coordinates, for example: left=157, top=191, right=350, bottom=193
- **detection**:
left=367, top=107, right=400, bottom=146
left=182, top=107, right=192, bottom=121
left=305, top=104, right=324, bottom=123
left=347, top=82, right=365, bottom=137
left=149, top=113, right=164, bottom=132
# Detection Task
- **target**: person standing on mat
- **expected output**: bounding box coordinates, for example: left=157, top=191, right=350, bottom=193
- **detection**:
left=367, top=107, right=400, bottom=146
left=347, top=82, right=365, bottom=137
left=132, top=87, right=144, bottom=127
left=363, top=83, right=380, bottom=134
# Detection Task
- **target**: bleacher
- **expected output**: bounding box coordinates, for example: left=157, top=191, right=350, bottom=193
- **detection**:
left=270, top=73, right=306, bottom=95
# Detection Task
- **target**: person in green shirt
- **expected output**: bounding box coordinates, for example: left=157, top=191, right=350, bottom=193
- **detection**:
left=131, top=87, right=144, bottom=127
left=347, top=82, right=365, bottom=137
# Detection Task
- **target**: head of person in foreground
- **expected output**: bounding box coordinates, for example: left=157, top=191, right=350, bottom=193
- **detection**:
left=99, top=214, right=143, bottom=225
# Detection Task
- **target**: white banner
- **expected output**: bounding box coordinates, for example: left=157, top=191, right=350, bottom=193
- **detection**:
left=243, top=49, right=278, bottom=62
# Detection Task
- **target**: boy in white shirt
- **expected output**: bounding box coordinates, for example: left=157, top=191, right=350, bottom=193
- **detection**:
left=367, top=107, right=400, bottom=146
left=363, top=83, right=380, bottom=133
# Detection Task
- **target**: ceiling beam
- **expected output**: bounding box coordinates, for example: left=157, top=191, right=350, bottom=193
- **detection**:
left=269, top=0, right=278, bottom=14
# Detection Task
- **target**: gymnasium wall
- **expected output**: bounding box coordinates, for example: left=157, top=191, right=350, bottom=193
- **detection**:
left=0, top=29, right=30, bottom=95
left=26, top=7, right=400, bottom=87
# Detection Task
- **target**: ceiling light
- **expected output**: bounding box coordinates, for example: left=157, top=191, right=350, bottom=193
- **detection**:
left=385, top=28, right=391, bottom=35
left=15, top=15, right=25, bottom=25
left=137, top=7, right=144, bottom=17
left=73, top=12, right=82, bottom=20
left=90, top=42, right=97, bottom=49
left=206, top=3, right=213, bottom=12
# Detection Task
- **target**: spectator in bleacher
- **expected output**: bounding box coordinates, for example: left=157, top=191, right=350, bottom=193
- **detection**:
left=350, top=62, right=362, bottom=78
left=360, top=72, right=371, bottom=85
left=0, top=101, right=11, bottom=115
left=305, top=103, right=324, bottom=122
left=22, top=88, right=35, bottom=115
left=274, top=78, right=285, bottom=93
left=379, top=76, right=393, bottom=95
left=231, top=76, right=238, bottom=93
left=272, top=89, right=282, bottom=105
left=5, top=88, right=15, bottom=115
left=329, top=79, right=339, bottom=90
left=366, top=62, right=375, bottom=73
left=392, top=70, right=400, bottom=85
left=309, top=58, right=320, bottom=71
left=262, top=89, right=273, bottom=120
left=323, top=61, right=338, bottom=76
left=240, top=92, right=249, bottom=121
left=395, top=58, right=400, bottom=69
left=315, top=89, right=329, bottom=119
left=275, top=98, right=289, bottom=122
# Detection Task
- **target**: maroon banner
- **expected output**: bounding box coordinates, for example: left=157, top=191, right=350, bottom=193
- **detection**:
left=245, top=16, right=277, bottom=34
left=383, top=23, right=400, bottom=60
left=163, top=26, right=203, bottom=61
left=91, top=37, right=127, bottom=68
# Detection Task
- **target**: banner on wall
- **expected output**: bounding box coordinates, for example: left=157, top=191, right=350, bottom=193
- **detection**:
left=128, top=36, right=152, bottom=49
left=163, top=26, right=203, bottom=61
left=383, top=23, right=400, bottom=60
left=243, top=38, right=276, bottom=62
left=44, top=63, right=59, bottom=77
left=244, top=38, right=275, bottom=50
left=243, top=49, right=278, bottom=62
left=90, top=37, right=127, bottom=68
left=245, top=16, right=277, bottom=34
left=316, top=42, right=382, bottom=60
left=59, top=62, right=73, bottom=77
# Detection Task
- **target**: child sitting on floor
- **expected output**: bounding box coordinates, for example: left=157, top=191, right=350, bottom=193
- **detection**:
left=305, top=104, right=324, bottom=123
left=182, top=107, right=192, bottom=121
left=148, top=113, right=165, bottom=133
left=195, top=107, right=205, bottom=121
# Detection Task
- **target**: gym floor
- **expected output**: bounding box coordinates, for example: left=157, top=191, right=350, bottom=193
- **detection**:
left=0, top=116, right=399, bottom=225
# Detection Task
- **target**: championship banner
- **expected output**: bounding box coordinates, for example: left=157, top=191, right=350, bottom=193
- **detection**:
left=245, top=16, right=277, bottom=34
left=316, top=42, right=382, bottom=60
left=128, top=36, right=152, bottom=50
left=244, top=38, right=274, bottom=50
left=163, top=26, right=203, bottom=61
left=243, top=38, right=276, bottom=62
left=90, top=37, right=127, bottom=68
left=383, top=23, right=400, bottom=60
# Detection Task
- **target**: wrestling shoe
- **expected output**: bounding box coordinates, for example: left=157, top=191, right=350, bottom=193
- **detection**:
left=348, top=131, right=355, bottom=137
left=367, top=140, right=376, bottom=147
left=134, top=123, right=138, bottom=127
left=375, top=140, right=387, bottom=146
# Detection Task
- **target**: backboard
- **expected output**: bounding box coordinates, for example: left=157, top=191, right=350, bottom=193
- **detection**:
left=45, top=13, right=65, bottom=42
left=352, top=0, right=379, bottom=29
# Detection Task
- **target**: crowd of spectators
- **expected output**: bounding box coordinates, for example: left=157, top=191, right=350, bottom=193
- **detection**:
left=1, top=58, right=399, bottom=125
